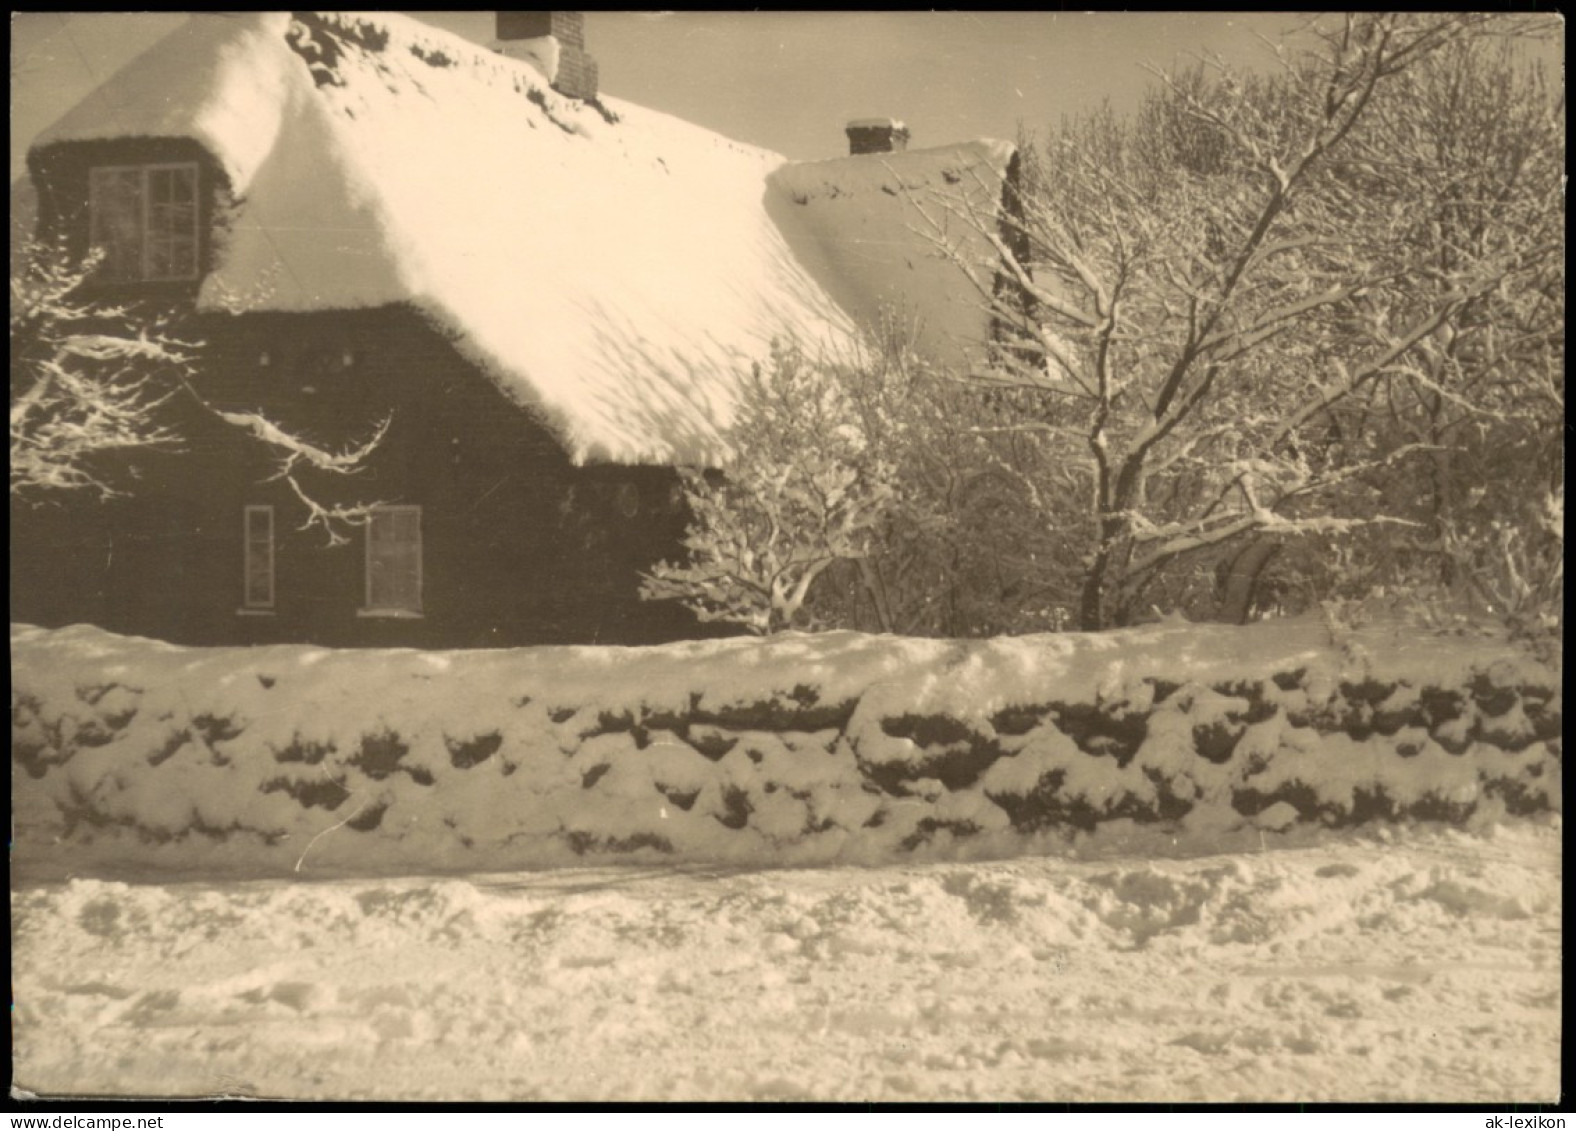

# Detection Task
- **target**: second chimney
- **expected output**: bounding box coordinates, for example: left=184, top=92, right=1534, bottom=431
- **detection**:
left=495, top=11, right=598, bottom=101
left=845, top=118, right=910, bottom=155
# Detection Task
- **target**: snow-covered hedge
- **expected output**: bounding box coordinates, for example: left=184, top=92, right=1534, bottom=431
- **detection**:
left=11, top=618, right=1560, bottom=877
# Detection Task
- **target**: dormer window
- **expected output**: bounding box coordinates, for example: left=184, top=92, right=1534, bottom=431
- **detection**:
left=88, top=163, right=199, bottom=281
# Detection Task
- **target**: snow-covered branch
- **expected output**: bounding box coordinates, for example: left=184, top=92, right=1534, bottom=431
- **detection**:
left=903, top=17, right=1561, bottom=630
left=11, top=239, right=390, bottom=542
left=641, top=342, right=898, bottom=634
left=10, top=244, right=188, bottom=499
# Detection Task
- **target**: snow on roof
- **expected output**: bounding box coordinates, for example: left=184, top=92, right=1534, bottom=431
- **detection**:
left=32, top=12, right=886, bottom=466
left=31, top=14, right=1021, bottom=465
left=768, top=139, right=1017, bottom=368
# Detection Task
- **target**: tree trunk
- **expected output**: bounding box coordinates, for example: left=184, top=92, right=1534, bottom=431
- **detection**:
left=1215, top=538, right=1282, bottom=624
left=857, top=558, right=894, bottom=634
left=1078, top=501, right=1131, bottom=631
left=1077, top=548, right=1110, bottom=631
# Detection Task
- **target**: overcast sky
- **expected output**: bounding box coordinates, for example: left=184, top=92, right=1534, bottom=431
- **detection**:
left=11, top=11, right=1324, bottom=181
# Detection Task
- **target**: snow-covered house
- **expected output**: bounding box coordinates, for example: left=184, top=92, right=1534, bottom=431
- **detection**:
left=12, top=12, right=1022, bottom=648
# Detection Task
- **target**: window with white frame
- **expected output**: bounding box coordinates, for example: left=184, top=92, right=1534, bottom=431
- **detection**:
left=88, top=163, right=200, bottom=282
left=243, top=505, right=275, bottom=609
left=364, top=506, right=422, bottom=615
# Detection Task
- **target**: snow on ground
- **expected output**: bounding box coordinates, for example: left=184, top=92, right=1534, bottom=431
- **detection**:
left=11, top=617, right=1562, bottom=1100
left=11, top=819, right=1561, bottom=1103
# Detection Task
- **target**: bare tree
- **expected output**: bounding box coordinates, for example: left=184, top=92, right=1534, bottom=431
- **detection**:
left=1350, top=35, right=1564, bottom=641
left=10, top=239, right=389, bottom=544
left=826, top=318, right=1084, bottom=636
left=912, top=13, right=1562, bottom=630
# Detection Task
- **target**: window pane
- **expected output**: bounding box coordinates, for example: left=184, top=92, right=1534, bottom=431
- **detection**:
left=145, top=238, right=173, bottom=281
left=391, top=508, right=420, bottom=542
left=371, top=508, right=420, bottom=543
left=244, top=506, right=273, bottom=607
left=88, top=168, right=143, bottom=281
left=169, top=235, right=197, bottom=278
left=367, top=508, right=421, bottom=612
left=148, top=167, right=193, bottom=204
left=146, top=168, right=198, bottom=280
left=89, top=165, right=198, bottom=281
left=145, top=230, right=197, bottom=280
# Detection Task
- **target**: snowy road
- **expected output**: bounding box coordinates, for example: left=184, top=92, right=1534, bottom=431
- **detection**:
left=12, top=821, right=1561, bottom=1103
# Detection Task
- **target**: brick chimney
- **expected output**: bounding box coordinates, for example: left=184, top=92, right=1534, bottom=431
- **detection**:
left=495, top=11, right=598, bottom=101
left=845, top=118, right=910, bottom=155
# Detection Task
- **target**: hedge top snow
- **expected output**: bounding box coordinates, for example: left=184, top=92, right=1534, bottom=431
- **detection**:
left=11, top=615, right=1560, bottom=879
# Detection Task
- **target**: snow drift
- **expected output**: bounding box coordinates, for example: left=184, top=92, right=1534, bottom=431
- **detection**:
left=10, top=616, right=1560, bottom=880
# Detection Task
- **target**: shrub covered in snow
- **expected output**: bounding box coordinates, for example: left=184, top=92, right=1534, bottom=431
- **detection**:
left=10, top=616, right=1560, bottom=879
left=640, top=341, right=896, bottom=633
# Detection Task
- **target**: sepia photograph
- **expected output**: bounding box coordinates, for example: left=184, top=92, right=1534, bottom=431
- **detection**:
left=9, top=11, right=1564, bottom=1106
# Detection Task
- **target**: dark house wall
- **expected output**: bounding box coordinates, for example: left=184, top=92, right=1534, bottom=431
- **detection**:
left=13, top=304, right=716, bottom=648
left=13, top=138, right=719, bottom=649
